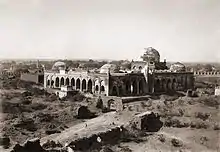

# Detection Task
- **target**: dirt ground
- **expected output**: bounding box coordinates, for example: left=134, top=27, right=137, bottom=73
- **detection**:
left=0, top=78, right=220, bottom=152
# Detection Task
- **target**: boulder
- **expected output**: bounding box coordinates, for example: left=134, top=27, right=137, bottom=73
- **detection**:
left=0, top=136, right=10, bottom=149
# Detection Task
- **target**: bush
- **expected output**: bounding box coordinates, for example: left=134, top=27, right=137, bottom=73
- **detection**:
left=195, top=112, right=210, bottom=121
left=30, top=103, right=47, bottom=111
left=190, top=121, right=209, bottom=129
left=171, top=138, right=183, bottom=147
left=213, top=124, right=220, bottom=130
left=158, top=134, right=165, bottom=142
left=96, top=98, right=103, bottom=109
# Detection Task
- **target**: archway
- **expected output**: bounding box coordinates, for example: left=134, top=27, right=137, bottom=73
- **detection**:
left=60, top=77, right=64, bottom=86
left=132, top=80, right=137, bottom=94
left=71, top=78, right=75, bottom=86
left=76, top=78, right=80, bottom=90
left=118, top=86, right=123, bottom=96
left=66, top=78, right=70, bottom=86
left=125, top=80, right=131, bottom=95
left=51, top=80, right=54, bottom=87
left=107, top=99, right=116, bottom=111
left=162, top=79, right=166, bottom=92
left=87, top=79, right=92, bottom=92
left=95, top=85, right=99, bottom=92
left=155, top=79, right=161, bottom=92
left=100, top=85, right=105, bottom=92
left=139, top=66, right=142, bottom=70
left=47, top=80, right=50, bottom=86
left=55, top=77, right=59, bottom=87
left=167, top=79, right=172, bottom=91
left=112, top=86, right=118, bottom=96
left=82, top=79, right=86, bottom=91
left=172, top=79, right=177, bottom=90
left=139, top=79, right=144, bottom=94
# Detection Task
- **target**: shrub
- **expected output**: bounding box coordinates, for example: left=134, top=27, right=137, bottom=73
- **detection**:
left=96, top=98, right=103, bottom=109
left=213, top=124, right=220, bottom=130
left=195, top=112, right=210, bottom=121
left=171, top=138, right=183, bottom=147
left=158, top=134, right=165, bottom=142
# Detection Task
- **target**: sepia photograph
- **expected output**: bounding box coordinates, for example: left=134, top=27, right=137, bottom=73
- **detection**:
left=0, top=0, right=220, bottom=151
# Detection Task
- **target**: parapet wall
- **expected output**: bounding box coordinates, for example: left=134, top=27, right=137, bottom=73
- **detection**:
left=194, top=71, right=220, bottom=77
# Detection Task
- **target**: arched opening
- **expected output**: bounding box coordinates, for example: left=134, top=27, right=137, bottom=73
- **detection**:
left=133, top=66, right=136, bottom=69
left=71, top=78, right=75, bottom=86
left=100, top=85, right=105, bottom=92
left=55, top=77, right=59, bottom=87
left=66, top=78, right=70, bottom=86
left=139, top=79, right=144, bottom=94
left=76, top=78, right=80, bottom=90
left=82, top=79, right=86, bottom=91
left=162, top=79, right=166, bottom=92
left=139, top=66, right=142, bottom=70
left=107, top=99, right=116, bottom=111
left=125, top=80, right=131, bottom=95
left=112, top=86, right=118, bottom=96
left=155, top=79, right=161, bottom=92
left=167, top=79, right=172, bottom=91
left=51, top=80, right=54, bottom=87
left=60, top=77, right=64, bottom=86
left=95, top=85, right=99, bottom=92
left=118, top=86, right=123, bottom=96
left=87, top=79, right=92, bottom=92
left=172, top=79, right=177, bottom=90
left=132, top=80, right=137, bottom=94
left=47, top=80, right=50, bottom=86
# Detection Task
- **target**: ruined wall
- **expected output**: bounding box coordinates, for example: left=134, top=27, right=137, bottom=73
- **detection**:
left=108, top=73, right=148, bottom=97
left=154, top=72, right=194, bottom=92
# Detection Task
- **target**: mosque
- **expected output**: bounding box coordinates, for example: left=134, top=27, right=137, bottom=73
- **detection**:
left=44, top=47, right=194, bottom=96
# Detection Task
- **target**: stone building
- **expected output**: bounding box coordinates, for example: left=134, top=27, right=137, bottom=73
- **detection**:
left=44, top=47, right=194, bottom=96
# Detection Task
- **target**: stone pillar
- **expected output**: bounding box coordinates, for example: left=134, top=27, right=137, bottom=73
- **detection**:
left=137, top=80, right=139, bottom=95
left=44, top=75, right=47, bottom=88
left=80, top=79, right=82, bottom=91
left=50, top=76, right=52, bottom=88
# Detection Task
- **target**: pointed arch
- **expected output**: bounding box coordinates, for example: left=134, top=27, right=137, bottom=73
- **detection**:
left=55, top=77, right=59, bottom=87
left=71, top=78, right=75, bottom=86
left=66, top=78, right=70, bottom=86
left=76, top=78, right=80, bottom=90
left=60, top=77, right=64, bottom=86
left=87, top=79, right=92, bottom=92
left=82, top=79, right=86, bottom=91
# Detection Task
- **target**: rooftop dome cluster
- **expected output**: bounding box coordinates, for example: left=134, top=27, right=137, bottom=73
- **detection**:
left=52, top=61, right=66, bottom=71
left=170, top=62, right=186, bottom=72
left=141, top=47, right=160, bottom=63
left=100, top=64, right=119, bottom=74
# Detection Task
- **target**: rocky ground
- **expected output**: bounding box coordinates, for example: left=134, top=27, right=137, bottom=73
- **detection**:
left=0, top=77, right=219, bottom=152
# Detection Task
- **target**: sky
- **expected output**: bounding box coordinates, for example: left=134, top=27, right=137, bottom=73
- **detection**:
left=0, top=0, right=220, bottom=62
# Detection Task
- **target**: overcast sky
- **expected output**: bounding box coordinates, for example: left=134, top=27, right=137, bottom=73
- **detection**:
left=0, top=0, right=219, bottom=62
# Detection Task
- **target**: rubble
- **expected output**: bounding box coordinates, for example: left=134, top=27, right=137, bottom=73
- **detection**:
left=130, top=111, right=163, bottom=132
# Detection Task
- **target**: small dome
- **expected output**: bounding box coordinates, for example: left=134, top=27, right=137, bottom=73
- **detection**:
left=52, top=61, right=66, bottom=70
left=141, top=47, right=160, bottom=62
left=170, top=62, right=186, bottom=72
left=100, top=64, right=118, bottom=73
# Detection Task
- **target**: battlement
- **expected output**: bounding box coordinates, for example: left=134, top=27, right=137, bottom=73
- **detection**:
left=194, top=71, right=220, bottom=76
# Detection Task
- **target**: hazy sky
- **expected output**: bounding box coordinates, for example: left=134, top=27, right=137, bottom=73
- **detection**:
left=0, top=0, right=220, bottom=62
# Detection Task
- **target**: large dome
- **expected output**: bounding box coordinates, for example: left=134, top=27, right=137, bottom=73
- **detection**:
left=170, top=62, right=186, bottom=72
left=52, top=61, right=66, bottom=70
left=100, top=64, right=118, bottom=73
left=141, top=47, right=160, bottom=62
